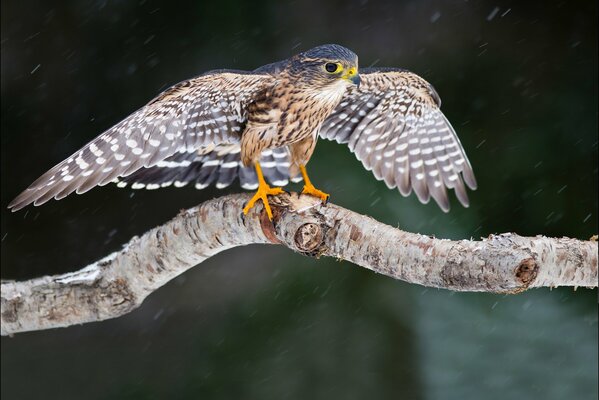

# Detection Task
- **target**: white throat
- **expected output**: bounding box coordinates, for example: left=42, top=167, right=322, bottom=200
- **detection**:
left=311, top=79, right=351, bottom=105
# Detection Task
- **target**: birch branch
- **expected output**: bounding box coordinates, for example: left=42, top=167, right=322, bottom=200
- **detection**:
left=1, top=193, right=597, bottom=336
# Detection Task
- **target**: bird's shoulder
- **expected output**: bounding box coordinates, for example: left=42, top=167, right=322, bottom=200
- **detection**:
left=357, top=67, right=441, bottom=107
left=252, top=59, right=290, bottom=75
left=146, top=68, right=276, bottom=109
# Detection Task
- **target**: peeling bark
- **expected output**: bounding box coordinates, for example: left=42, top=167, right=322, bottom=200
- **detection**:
left=1, top=193, right=597, bottom=336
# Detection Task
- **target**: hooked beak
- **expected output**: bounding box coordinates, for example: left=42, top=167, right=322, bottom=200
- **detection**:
left=342, top=67, right=360, bottom=88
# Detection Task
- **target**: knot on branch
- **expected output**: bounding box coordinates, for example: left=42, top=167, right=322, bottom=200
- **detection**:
left=294, top=223, right=324, bottom=256
left=1, top=296, right=23, bottom=324
left=264, top=193, right=328, bottom=256
left=515, top=258, right=538, bottom=286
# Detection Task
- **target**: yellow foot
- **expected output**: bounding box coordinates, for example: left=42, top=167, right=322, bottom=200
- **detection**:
left=243, top=184, right=284, bottom=220
left=301, top=183, right=330, bottom=203
left=298, top=164, right=330, bottom=203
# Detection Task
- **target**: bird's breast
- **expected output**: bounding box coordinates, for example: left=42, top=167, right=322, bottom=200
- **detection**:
left=245, top=79, right=349, bottom=150
left=276, top=84, right=347, bottom=144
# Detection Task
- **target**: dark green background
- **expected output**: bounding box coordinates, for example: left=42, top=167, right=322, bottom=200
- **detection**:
left=1, top=1, right=597, bottom=399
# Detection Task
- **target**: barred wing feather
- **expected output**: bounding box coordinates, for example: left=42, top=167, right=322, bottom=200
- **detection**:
left=8, top=71, right=273, bottom=211
left=320, top=68, right=476, bottom=212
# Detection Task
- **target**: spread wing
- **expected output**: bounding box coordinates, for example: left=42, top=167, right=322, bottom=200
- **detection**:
left=8, top=71, right=274, bottom=211
left=320, top=68, right=477, bottom=212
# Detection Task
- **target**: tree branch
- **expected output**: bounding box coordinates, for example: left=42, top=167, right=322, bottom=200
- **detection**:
left=2, top=193, right=597, bottom=336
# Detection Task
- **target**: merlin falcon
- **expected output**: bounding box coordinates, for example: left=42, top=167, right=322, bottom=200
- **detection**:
left=8, top=44, right=477, bottom=218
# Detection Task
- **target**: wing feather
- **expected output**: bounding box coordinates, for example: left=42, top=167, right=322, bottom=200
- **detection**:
left=9, top=71, right=273, bottom=211
left=320, top=68, right=476, bottom=212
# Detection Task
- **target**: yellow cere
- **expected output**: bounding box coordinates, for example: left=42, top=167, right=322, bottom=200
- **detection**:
left=342, top=66, right=357, bottom=80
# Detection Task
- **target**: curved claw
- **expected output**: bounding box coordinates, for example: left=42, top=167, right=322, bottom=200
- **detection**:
left=301, top=183, right=330, bottom=203
left=243, top=184, right=284, bottom=220
left=299, top=164, right=330, bottom=204
left=242, top=161, right=285, bottom=220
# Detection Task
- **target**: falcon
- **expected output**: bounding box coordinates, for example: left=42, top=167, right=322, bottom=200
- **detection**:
left=8, top=44, right=477, bottom=218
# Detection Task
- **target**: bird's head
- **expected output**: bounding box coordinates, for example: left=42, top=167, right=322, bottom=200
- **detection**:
left=288, top=44, right=360, bottom=89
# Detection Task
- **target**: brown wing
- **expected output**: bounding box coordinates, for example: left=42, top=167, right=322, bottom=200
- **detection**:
left=320, top=68, right=477, bottom=212
left=8, top=71, right=274, bottom=211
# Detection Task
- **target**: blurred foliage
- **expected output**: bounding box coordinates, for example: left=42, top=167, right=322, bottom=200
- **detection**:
left=1, top=0, right=597, bottom=399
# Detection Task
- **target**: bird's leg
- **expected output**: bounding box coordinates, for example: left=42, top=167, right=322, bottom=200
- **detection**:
left=242, top=162, right=284, bottom=220
left=299, top=164, right=330, bottom=202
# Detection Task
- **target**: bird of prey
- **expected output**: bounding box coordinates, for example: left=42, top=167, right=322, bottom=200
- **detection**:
left=8, top=44, right=476, bottom=218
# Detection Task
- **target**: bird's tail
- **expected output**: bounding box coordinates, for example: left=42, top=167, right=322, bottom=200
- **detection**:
left=115, top=144, right=300, bottom=191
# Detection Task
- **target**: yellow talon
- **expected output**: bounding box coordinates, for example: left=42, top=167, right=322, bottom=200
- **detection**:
left=299, top=164, right=330, bottom=202
left=302, top=183, right=330, bottom=202
left=243, top=162, right=284, bottom=220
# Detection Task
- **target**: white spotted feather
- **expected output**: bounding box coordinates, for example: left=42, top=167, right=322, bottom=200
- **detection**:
left=8, top=72, right=273, bottom=211
left=320, top=68, right=476, bottom=212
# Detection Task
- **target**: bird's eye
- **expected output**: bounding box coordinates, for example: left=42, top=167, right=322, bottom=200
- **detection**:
left=325, top=62, right=341, bottom=73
